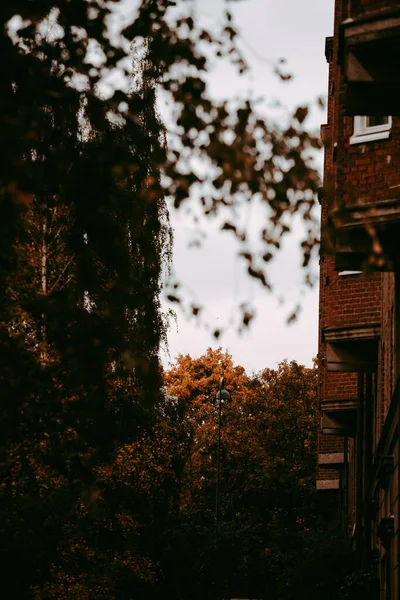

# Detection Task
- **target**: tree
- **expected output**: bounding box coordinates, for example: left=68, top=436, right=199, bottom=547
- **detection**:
left=163, top=352, right=363, bottom=600
left=163, top=351, right=319, bottom=599
left=1, top=1, right=322, bottom=596
left=1, top=4, right=170, bottom=596
left=1, top=0, right=321, bottom=330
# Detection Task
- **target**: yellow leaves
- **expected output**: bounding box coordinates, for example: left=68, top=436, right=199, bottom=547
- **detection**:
left=165, top=347, right=249, bottom=406
left=163, top=354, right=318, bottom=518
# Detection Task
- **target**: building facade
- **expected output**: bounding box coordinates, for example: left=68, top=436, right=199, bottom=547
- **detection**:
left=317, top=1, right=400, bottom=598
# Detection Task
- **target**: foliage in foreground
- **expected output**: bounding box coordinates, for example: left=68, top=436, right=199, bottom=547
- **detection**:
left=0, top=0, right=321, bottom=334
left=0, top=0, right=346, bottom=596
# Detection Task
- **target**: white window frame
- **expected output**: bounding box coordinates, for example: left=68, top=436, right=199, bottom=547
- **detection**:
left=350, top=116, right=392, bottom=145
left=338, top=271, right=362, bottom=276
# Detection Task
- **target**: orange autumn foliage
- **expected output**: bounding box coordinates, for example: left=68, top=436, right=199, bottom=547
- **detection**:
left=160, top=349, right=319, bottom=598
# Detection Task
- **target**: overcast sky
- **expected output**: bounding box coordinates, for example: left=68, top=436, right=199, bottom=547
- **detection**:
left=161, top=0, right=334, bottom=374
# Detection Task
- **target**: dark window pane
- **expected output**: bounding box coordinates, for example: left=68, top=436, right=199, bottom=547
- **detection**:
left=366, top=116, right=389, bottom=127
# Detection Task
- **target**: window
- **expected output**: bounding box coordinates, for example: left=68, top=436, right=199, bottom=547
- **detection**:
left=338, top=271, right=362, bottom=276
left=350, top=116, right=392, bottom=145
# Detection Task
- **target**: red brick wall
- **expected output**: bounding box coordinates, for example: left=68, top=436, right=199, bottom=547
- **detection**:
left=322, top=261, right=382, bottom=329
left=318, top=7, right=400, bottom=596
left=318, top=0, right=384, bottom=493
left=337, top=119, right=400, bottom=208
left=335, top=0, right=400, bottom=211
left=317, top=466, right=341, bottom=481
left=347, top=436, right=357, bottom=529
left=380, top=273, right=396, bottom=429
left=320, top=0, right=398, bottom=424
left=323, top=371, right=358, bottom=401
left=317, top=436, right=344, bottom=483
left=318, top=0, right=387, bottom=411
left=318, top=435, right=344, bottom=454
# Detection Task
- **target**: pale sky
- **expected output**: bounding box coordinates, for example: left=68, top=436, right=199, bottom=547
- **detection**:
left=161, top=0, right=334, bottom=374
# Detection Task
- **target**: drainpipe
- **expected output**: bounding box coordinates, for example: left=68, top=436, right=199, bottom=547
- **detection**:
left=355, top=372, right=364, bottom=569
left=343, top=435, right=349, bottom=535
left=363, top=372, right=374, bottom=569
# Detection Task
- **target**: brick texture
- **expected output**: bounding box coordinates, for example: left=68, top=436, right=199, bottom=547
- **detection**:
left=317, top=2, right=400, bottom=598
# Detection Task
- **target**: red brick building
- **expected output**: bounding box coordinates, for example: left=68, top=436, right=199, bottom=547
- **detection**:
left=317, top=1, right=400, bottom=598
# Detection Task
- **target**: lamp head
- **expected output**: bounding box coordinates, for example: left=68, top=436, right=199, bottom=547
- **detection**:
left=216, top=389, right=231, bottom=402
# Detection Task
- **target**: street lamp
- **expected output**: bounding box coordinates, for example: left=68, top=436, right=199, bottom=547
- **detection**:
left=215, top=377, right=231, bottom=542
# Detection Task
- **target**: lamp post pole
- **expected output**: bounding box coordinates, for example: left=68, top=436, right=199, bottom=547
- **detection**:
left=215, top=377, right=231, bottom=543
